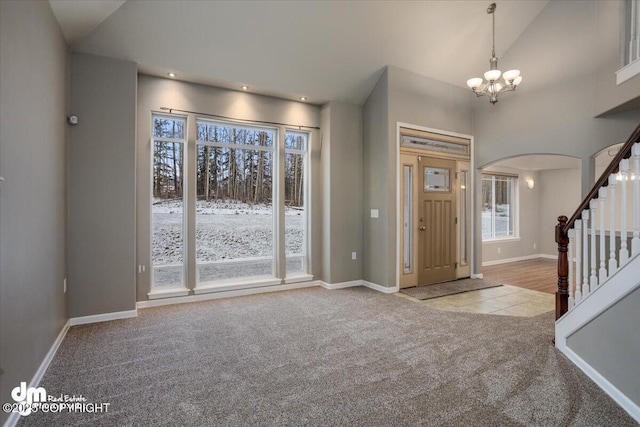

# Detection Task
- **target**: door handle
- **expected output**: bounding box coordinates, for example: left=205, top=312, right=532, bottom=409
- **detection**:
left=419, top=226, right=426, bottom=231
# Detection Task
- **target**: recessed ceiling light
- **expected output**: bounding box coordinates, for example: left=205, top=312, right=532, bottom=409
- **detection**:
left=167, top=72, right=176, bottom=78
left=300, top=97, right=307, bottom=101
left=241, top=85, right=249, bottom=90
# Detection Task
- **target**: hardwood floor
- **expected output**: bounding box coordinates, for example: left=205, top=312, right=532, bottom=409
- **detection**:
left=482, top=258, right=557, bottom=294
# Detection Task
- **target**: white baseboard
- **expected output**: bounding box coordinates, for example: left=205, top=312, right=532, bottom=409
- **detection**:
left=318, top=280, right=362, bottom=290
left=362, top=280, right=399, bottom=294
left=560, top=347, right=640, bottom=423
left=471, top=273, right=484, bottom=279
left=3, top=320, right=70, bottom=427
left=310, top=279, right=399, bottom=294
left=482, top=254, right=553, bottom=267
left=137, top=280, right=319, bottom=309
left=69, top=309, right=138, bottom=326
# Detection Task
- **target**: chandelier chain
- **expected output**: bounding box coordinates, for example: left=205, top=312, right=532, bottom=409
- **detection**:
left=492, top=6, right=496, bottom=58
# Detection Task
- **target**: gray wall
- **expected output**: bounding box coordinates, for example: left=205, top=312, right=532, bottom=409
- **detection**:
left=320, top=105, right=332, bottom=282
left=362, top=69, right=390, bottom=286
left=68, top=52, right=137, bottom=317
left=567, top=286, right=640, bottom=406
left=320, top=102, right=363, bottom=284
left=538, top=168, right=582, bottom=256
left=136, top=75, right=321, bottom=300
left=0, top=1, right=68, bottom=423
left=472, top=0, right=640, bottom=274
left=362, top=66, right=473, bottom=287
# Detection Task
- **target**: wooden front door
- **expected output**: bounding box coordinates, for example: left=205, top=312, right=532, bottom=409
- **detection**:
left=418, top=156, right=457, bottom=285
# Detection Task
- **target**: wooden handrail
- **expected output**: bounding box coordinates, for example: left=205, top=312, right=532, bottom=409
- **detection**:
left=563, top=123, right=640, bottom=234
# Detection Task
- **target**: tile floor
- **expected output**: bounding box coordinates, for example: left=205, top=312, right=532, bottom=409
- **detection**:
left=396, top=284, right=555, bottom=317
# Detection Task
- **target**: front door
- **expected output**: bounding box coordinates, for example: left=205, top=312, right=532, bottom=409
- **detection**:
left=418, top=156, right=457, bottom=285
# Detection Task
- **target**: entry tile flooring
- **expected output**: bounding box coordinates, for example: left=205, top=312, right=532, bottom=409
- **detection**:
left=396, top=284, right=555, bottom=317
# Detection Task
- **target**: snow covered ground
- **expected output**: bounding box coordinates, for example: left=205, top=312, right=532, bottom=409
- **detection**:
left=152, top=199, right=303, bottom=286
left=482, top=205, right=511, bottom=239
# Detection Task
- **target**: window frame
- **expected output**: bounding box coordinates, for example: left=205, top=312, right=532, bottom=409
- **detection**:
left=146, top=112, right=315, bottom=298
left=194, top=118, right=279, bottom=287
left=283, top=130, right=310, bottom=280
left=149, top=112, right=189, bottom=294
left=481, top=173, right=519, bottom=242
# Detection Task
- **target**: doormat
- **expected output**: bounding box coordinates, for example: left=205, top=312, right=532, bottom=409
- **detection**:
left=400, top=278, right=502, bottom=300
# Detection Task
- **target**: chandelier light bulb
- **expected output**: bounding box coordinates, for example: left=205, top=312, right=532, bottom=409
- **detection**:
left=467, top=78, right=483, bottom=89
left=513, top=76, right=523, bottom=86
left=484, top=69, right=502, bottom=82
left=503, top=69, right=520, bottom=82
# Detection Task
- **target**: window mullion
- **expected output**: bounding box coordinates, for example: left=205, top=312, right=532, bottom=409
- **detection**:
left=275, top=127, right=286, bottom=280
left=186, top=114, right=197, bottom=290
left=491, top=176, right=496, bottom=239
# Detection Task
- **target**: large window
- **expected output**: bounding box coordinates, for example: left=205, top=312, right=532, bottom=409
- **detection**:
left=284, top=132, right=307, bottom=274
left=482, top=174, right=517, bottom=240
left=152, top=114, right=187, bottom=290
left=195, top=121, right=275, bottom=284
left=149, top=113, right=309, bottom=294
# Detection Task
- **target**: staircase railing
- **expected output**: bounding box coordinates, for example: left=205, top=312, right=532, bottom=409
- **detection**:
left=556, top=123, right=640, bottom=320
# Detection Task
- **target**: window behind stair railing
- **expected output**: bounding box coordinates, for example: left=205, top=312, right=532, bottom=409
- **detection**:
left=623, top=0, right=640, bottom=66
left=618, top=0, right=640, bottom=84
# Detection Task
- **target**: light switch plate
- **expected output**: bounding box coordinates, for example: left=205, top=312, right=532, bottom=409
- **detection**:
left=371, top=209, right=379, bottom=218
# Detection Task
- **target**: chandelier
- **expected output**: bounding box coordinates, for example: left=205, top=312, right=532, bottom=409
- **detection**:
left=467, top=3, right=523, bottom=104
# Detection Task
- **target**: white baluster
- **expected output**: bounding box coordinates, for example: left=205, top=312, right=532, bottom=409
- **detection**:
left=575, top=219, right=582, bottom=304
left=620, top=159, right=629, bottom=265
left=568, top=228, right=575, bottom=309
left=633, top=143, right=640, bottom=257
left=598, top=187, right=607, bottom=284
left=589, top=199, right=598, bottom=288
left=608, top=174, right=618, bottom=275
left=582, top=209, right=590, bottom=296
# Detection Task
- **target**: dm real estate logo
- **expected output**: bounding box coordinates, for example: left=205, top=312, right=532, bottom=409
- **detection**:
left=10, top=382, right=46, bottom=416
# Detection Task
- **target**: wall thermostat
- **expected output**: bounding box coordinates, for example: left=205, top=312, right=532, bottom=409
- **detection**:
left=68, top=115, right=78, bottom=125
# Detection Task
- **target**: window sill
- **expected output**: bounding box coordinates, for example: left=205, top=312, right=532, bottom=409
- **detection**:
left=194, top=276, right=282, bottom=294
left=616, top=59, right=640, bottom=85
left=482, top=237, right=521, bottom=244
left=284, top=273, right=314, bottom=284
left=147, top=288, right=190, bottom=299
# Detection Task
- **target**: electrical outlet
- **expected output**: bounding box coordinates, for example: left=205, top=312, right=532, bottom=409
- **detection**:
left=352, top=252, right=357, bottom=260
left=370, top=209, right=379, bottom=218
left=497, top=247, right=501, bottom=254
left=63, top=278, right=67, bottom=293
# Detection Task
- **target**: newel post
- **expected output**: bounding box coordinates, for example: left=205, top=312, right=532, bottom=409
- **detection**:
left=556, top=215, right=569, bottom=320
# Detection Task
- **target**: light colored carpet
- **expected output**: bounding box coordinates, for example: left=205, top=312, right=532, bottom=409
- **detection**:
left=400, top=278, right=502, bottom=300
left=20, top=287, right=635, bottom=426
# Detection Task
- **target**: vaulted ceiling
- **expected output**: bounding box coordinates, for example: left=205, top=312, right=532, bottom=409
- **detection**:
left=50, top=0, right=549, bottom=104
